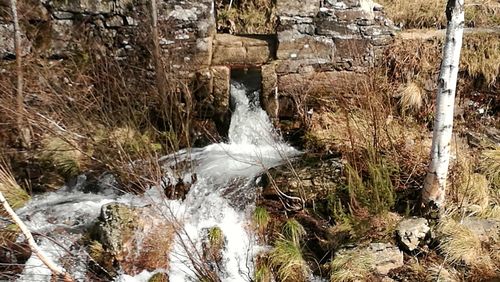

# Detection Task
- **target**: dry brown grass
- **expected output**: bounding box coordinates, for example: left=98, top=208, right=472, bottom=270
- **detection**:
left=437, top=217, right=494, bottom=271
left=386, top=33, right=499, bottom=93
left=0, top=53, right=193, bottom=193
left=216, top=0, right=276, bottom=34
left=461, top=33, right=500, bottom=86
left=378, top=0, right=500, bottom=29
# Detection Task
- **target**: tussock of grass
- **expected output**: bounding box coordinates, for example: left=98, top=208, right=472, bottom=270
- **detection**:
left=39, top=136, right=83, bottom=178
left=254, top=259, right=272, bottom=282
left=207, top=226, right=224, bottom=250
left=378, top=0, right=500, bottom=29
left=282, top=219, right=306, bottom=246
left=269, top=238, right=309, bottom=282
left=0, top=161, right=30, bottom=210
left=253, top=206, right=270, bottom=234
left=397, top=81, right=424, bottom=114
left=330, top=248, right=373, bottom=282
left=480, top=147, right=500, bottom=189
left=386, top=35, right=499, bottom=88
left=437, top=218, right=493, bottom=269
left=461, top=33, right=500, bottom=86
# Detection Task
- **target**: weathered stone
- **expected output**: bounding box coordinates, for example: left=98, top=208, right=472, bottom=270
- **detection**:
left=261, top=64, right=278, bottom=120
left=90, top=203, right=173, bottom=275
left=277, top=30, right=334, bottom=61
left=212, top=34, right=272, bottom=65
left=263, top=154, right=343, bottom=201
left=52, top=11, right=74, bottom=20
left=211, top=66, right=230, bottom=114
left=367, top=243, right=403, bottom=275
left=275, top=59, right=333, bottom=73
left=462, top=217, right=500, bottom=242
left=278, top=71, right=367, bottom=95
left=335, top=8, right=373, bottom=22
left=335, top=242, right=403, bottom=276
left=277, top=0, right=319, bottom=17
left=396, top=217, right=430, bottom=251
left=0, top=23, right=31, bottom=58
left=315, top=17, right=360, bottom=38
left=105, top=15, right=124, bottom=28
left=334, top=37, right=372, bottom=68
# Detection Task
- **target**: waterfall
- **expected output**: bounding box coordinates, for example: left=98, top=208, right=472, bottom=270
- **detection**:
left=14, top=79, right=299, bottom=281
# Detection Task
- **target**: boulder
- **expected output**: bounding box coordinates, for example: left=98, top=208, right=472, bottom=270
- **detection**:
left=89, top=203, right=173, bottom=276
left=462, top=217, right=500, bottom=242
left=396, top=217, right=430, bottom=251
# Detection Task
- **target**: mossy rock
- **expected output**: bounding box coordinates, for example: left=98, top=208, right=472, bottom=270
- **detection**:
left=87, top=203, right=173, bottom=277
left=261, top=153, right=343, bottom=203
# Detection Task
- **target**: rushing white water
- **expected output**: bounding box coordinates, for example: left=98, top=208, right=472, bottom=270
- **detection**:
left=14, top=80, right=299, bottom=281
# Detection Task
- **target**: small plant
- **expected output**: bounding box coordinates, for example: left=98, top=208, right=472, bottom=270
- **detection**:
left=253, top=206, right=270, bottom=234
left=207, top=226, right=224, bottom=250
left=254, top=257, right=272, bottom=282
left=281, top=219, right=306, bottom=246
left=269, top=238, right=308, bottom=282
left=330, top=248, right=373, bottom=282
left=346, top=149, right=396, bottom=215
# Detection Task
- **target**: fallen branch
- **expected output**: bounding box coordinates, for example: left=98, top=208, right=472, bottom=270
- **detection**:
left=0, top=192, right=73, bottom=281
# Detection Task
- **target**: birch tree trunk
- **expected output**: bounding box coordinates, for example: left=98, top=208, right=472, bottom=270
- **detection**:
left=422, top=0, right=465, bottom=208
left=0, top=192, right=73, bottom=281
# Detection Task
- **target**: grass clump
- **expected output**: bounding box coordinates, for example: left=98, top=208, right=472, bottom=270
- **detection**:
left=330, top=248, right=373, bottom=282
left=437, top=217, right=494, bottom=269
left=282, top=219, right=306, bottom=246
left=269, top=238, right=308, bottom=282
left=480, top=147, right=500, bottom=189
left=268, top=219, right=308, bottom=282
left=39, top=136, right=83, bottom=179
left=397, top=81, right=424, bottom=114
left=461, top=33, right=500, bottom=86
left=253, top=206, right=270, bottom=234
left=0, top=161, right=30, bottom=210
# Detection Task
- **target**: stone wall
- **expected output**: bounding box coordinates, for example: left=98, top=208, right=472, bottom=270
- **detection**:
left=0, top=0, right=394, bottom=124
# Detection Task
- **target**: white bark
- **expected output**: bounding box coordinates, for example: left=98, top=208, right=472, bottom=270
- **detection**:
left=422, top=0, right=465, bottom=208
left=0, top=192, right=73, bottom=281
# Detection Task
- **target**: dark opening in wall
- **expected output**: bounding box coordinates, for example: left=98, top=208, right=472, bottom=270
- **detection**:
left=214, top=0, right=277, bottom=35
left=230, top=67, right=262, bottom=111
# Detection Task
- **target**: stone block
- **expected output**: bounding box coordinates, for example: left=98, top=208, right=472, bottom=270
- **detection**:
left=334, top=37, right=372, bottom=68
left=212, top=34, right=272, bottom=65
left=277, top=31, right=334, bottom=61
left=211, top=66, right=230, bottom=114
left=278, top=71, right=367, bottom=95
left=315, top=16, right=360, bottom=38
left=261, top=64, right=278, bottom=120
left=277, top=0, right=319, bottom=17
